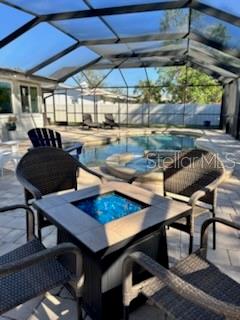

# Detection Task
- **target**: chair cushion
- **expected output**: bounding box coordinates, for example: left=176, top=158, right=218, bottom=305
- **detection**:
left=142, top=253, right=240, bottom=319
left=0, top=239, right=72, bottom=315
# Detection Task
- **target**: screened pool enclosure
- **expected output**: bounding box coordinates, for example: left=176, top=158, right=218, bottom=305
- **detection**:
left=0, top=0, right=240, bottom=129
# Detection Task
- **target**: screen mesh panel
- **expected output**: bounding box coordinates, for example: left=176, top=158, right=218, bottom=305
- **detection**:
left=104, top=9, right=189, bottom=37
left=0, top=3, right=33, bottom=41
left=199, top=0, right=240, bottom=17
left=53, top=17, right=117, bottom=41
left=4, top=0, right=88, bottom=15
left=35, top=47, right=99, bottom=79
left=191, top=10, right=240, bottom=51
left=0, top=23, right=76, bottom=71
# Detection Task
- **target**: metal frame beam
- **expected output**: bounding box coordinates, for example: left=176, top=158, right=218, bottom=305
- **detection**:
left=26, top=42, right=80, bottom=75
left=26, top=32, right=187, bottom=75
left=190, top=1, right=240, bottom=28
left=25, top=30, right=240, bottom=78
left=39, top=0, right=190, bottom=21
left=0, top=17, right=41, bottom=49
left=189, top=32, right=240, bottom=59
left=87, top=60, right=186, bottom=69
left=108, top=48, right=186, bottom=59
left=189, top=49, right=240, bottom=76
left=1, top=0, right=240, bottom=84
left=187, top=59, right=222, bottom=81
left=188, top=53, right=239, bottom=78
left=187, top=56, right=236, bottom=80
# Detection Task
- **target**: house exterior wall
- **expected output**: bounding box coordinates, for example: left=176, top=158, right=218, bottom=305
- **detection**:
left=0, top=73, right=44, bottom=140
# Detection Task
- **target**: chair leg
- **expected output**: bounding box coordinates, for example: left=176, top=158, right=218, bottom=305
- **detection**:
left=37, top=212, right=42, bottom=242
left=189, top=233, right=193, bottom=254
left=76, top=297, right=83, bottom=320
left=37, top=226, right=42, bottom=242
left=186, top=214, right=193, bottom=254
left=212, top=209, right=216, bottom=250
left=123, top=305, right=130, bottom=320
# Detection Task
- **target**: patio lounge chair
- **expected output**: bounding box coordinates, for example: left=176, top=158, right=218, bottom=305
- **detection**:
left=123, top=217, right=240, bottom=320
left=28, top=128, right=82, bottom=155
left=16, top=146, right=105, bottom=240
left=0, top=204, right=83, bottom=320
left=103, top=113, right=119, bottom=129
left=81, top=113, right=101, bottom=129
left=163, top=149, right=224, bottom=253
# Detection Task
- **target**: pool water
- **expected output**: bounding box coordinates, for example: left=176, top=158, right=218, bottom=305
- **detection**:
left=73, top=192, right=148, bottom=224
left=80, top=134, right=196, bottom=167
left=125, top=156, right=156, bottom=173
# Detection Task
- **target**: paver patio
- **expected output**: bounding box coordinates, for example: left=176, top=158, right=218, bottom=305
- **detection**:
left=0, top=128, right=239, bottom=319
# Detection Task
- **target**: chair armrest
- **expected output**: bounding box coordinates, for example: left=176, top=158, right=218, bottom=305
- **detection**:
left=0, top=205, right=35, bottom=240
left=63, top=143, right=83, bottom=154
left=78, top=161, right=107, bottom=183
left=123, top=251, right=240, bottom=319
left=16, top=174, right=42, bottom=200
left=189, top=176, right=223, bottom=206
left=200, top=217, right=240, bottom=253
left=0, top=243, right=82, bottom=281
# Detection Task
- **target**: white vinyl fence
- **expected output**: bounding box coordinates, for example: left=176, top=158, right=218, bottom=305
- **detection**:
left=45, top=93, right=220, bottom=127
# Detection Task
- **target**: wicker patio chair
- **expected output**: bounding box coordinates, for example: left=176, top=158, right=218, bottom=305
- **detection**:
left=0, top=204, right=83, bottom=319
left=123, top=217, right=240, bottom=320
left=16, top=146, right=105, bottom=240
left=103, top=113, right=120, bottom=129
left=163, top=149, right=225, bottom=253
left=28, top=127, right=82, bottom=155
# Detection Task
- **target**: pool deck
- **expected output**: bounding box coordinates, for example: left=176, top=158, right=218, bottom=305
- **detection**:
left=0, top=127, right=240, bottom=319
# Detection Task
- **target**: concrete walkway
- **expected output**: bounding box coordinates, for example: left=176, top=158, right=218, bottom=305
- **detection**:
left=0, top=127, right=239, bottom=319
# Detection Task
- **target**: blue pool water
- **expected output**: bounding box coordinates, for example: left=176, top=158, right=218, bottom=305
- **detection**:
left=80, top=134, right=196, bottom=167
left=73, top=192, right=147, bottom=224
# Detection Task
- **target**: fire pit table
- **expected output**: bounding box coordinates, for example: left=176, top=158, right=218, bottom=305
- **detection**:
left=33, top=181, right=191, bottom=320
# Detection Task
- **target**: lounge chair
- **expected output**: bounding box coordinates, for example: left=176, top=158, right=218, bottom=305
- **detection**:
left=80, top=113, right=101, bottom=129
left=103, top=113, right=119, bottom=128
left=16, top=146, right=105, bottom=240
left=0, top=205, right=83, bottom=320
left=28, top=127, right=82, bottom=155
left=123, top=217, right=240, bottom=320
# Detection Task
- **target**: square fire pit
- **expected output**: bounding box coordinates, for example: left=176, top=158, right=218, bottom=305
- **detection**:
left=34, top=181, right=191, bottom=320
left=73, top=191, right=148, bottom=224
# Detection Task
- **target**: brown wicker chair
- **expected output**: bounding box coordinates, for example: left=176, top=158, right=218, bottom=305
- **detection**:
left=163, top=149, right=225, bottom=253
left=16, top=146, right=105, bottom=240
left=28, top=127, right=82, bottom=155
left=0, top=204, right=83, bottom=319
left=123, top=217, right=240, bottom=320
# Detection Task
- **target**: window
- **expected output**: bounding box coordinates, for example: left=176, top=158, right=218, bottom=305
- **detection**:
left=0, top=81, right=12, bottom=113
left=20, top=85, right=39, bottom=113
left=30, top=87, right=38, bottom=113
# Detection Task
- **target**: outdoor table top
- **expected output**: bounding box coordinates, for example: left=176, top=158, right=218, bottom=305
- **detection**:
left=33, top=181, right=191, bottom=256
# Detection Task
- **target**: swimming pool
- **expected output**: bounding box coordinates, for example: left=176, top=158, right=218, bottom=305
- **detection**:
left=80, top=134, right=196, bottom=167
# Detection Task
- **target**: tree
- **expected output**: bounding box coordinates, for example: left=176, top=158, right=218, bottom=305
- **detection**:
left=160, top=9, right=188, bottom=32
left=133, top=80, right=162, bottom=103
left=156, top=66, right=223, bottom=104
left=206, top=23, right=230, bottom=44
